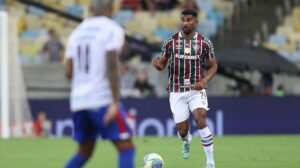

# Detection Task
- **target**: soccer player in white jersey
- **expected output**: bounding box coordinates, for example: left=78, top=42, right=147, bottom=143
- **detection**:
left=64, top=1, right=135, bottom=167
left=152, top=9, right=218, bottom=168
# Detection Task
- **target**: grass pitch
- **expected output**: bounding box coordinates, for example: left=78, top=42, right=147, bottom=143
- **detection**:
left=0, top=135, right=299, bottom=168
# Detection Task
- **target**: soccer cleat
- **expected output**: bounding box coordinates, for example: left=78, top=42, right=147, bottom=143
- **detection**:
left=181, top=142, right=190, bottom=159
left=206, top=163, right=215, bottom=168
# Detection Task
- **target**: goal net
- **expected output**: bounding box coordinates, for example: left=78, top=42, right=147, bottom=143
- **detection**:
left=0, top=11, right=32, bottom=138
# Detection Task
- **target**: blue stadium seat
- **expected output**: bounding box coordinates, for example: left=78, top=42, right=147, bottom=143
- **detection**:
left=20, top=55, right=31, bottom=64
left=268, top=34, right=287, bottom=47
left=154, top=28, right=175, bottom=41
left=277, top=50, right=291, bottom=59
left=0, top=0, right=4, bottom=9
left=208, top=10, right=225, bottom=27
left=28, top=5, right=45, bottom=16
left=65, top=5, right=83, bottom=17
left=21, top=30, right=40, bottom=39
left=113, top=10, right=134, bottom=25
left=196, top=0, right=213, bottom=14
left=291, top=50, right=300, bottom=61
left=198, top=18, right=217, bottom=38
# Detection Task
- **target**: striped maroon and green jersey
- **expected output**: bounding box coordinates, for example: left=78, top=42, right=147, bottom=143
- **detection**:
left=161, top=31, right=215, bottom=92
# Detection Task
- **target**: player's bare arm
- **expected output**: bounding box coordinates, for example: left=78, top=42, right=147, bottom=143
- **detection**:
left=191, top=57, right=218, bottom=90
left=103, top=50, right=120, bottom=125
left=65, top=58, right=73, bottom=79
left=152, top=56, right=168, bottom=71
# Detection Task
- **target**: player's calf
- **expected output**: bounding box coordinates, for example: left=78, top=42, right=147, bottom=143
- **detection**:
left=114, top=139, right=136, bottom=168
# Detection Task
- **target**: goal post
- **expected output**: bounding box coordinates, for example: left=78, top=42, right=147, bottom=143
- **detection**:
left=0, top=10, right=33, bottom=139
left=0, top=11, right=9, bottom=139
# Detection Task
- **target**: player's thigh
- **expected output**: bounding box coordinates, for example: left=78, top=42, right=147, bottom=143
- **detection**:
left=169, top=92, right=190, bottom=123
left=192, top=108, right=207, bottom=122
left=73, top=111, right=98, bottom=144
left=187, top=89, right=209, bottom=113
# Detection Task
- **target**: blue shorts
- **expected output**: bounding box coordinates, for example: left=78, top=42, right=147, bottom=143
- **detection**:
left=72, top=104, right=132, bottom=144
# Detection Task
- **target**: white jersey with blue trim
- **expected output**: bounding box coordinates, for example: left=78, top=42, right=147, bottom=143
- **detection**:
left=65, top=16, right=124, bottom=112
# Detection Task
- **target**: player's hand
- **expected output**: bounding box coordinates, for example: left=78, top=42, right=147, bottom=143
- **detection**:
left=191, top=79, right=207, bottom=90
left=103, top=102, right=118, bottom=126
left=152, top=57, right=163, bottom=70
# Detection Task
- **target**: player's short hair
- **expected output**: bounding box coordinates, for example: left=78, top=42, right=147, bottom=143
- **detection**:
left=181, top=9, right=198, bottom=18
left=91, top=0, right=113, bottom=12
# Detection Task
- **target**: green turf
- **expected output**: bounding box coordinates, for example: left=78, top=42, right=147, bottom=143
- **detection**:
left=0, top=135, right=300, bottom=168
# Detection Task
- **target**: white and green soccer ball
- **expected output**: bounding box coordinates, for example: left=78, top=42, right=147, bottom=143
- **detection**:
left=142, top=153, right=164, bottom=168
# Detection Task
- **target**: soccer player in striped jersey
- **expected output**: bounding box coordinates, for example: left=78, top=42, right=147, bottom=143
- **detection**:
left=64, top=0, right=135, bottom=168
left=152, top=9, right=218, bottom=168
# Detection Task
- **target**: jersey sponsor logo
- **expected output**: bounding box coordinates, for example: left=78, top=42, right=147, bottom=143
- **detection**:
left=175, top=54, right=200, bottom=60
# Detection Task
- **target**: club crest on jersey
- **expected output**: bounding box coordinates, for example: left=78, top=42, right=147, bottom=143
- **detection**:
left=193, top=45, right=199, bottom=51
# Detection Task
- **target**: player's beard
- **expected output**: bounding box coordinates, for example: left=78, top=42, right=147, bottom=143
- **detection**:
left=182, top=27, right=193, bottom=35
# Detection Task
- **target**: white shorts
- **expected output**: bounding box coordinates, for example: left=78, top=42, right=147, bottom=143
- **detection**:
left=169, top=89, right=209, bottom=123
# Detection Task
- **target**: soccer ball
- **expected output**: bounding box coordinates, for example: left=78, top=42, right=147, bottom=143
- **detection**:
left=142, top=153, right=164, bottom=168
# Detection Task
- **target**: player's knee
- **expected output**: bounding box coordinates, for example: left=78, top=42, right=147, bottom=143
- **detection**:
left=117, top=145, right=135, bottom=152
left=79, top=145, right=95, bottom=158
left=178, top=128, right=189, bottom=138
left=114, top=139, right=135, bottom=151
left=195, top=115, right=206, bottom=129
left=78, top=150, right=93, bottom=159
left=195, top=110, right=206, bottom=120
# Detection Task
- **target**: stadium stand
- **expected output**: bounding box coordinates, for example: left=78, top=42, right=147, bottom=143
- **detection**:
left=264, top=5, right=300, bottom=62
left=3, top=0, right=300, bottom=98
left=6, top=0, right=242, bottom=62
left=8, top=0, right=238, bottom=57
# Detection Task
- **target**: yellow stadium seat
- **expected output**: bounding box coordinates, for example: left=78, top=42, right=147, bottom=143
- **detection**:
left=292, top=6, right=300, bottom=17
left=263, top=42, right=280, bottom=51
left=284, top=15, right=296, bottom=26
left=78, top=0, right=90, bottom=5
left=276, top=25, right=294, bottom=37
left=20, top=39, right=40, bottom=57
left=288, top=32, right=300, bottom=44
left=157, top=12, right=178, bottom=29
left=295, top=23, right=300, bottom=32
left=60, top=0, right=75, bottom=7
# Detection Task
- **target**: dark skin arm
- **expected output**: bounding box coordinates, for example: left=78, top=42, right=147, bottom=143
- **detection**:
left=191, top=57, right=218, bottom=90
left=65, top=58, right=73, bottom=80
left=103, top=50, right=120, bottom=125
left=152, top=56, right=169, bottom=71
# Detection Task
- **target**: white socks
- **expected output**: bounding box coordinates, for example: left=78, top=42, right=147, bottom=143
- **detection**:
left=178, top=131, right=192, bottom=144
left=199, top=127, right=214, bottom=165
